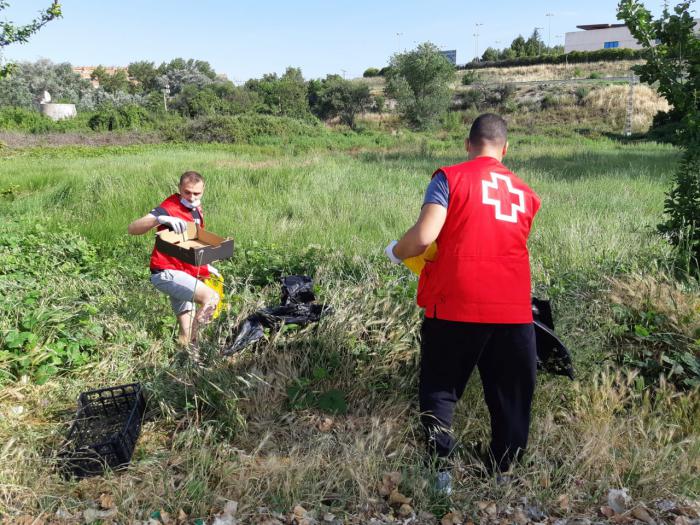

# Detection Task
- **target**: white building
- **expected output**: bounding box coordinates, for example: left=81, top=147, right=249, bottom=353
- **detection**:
left=565, top=24, right=641, bottom=53
left=565, top=20, right=700, bottom=53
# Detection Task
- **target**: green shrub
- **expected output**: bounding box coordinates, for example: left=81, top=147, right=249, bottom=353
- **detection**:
left=0, top=107, right=54, bottom=133
left=479, top=84, right=516, bottom=108
left=441, top=111, right=463, bottom=132
left=0, top=226, right=113, bottom=384
left=461, top=71, right=479, bottom=85
left=588, top=72, right=602, bottom=79
left=455, top=88, right=486, bottom=110
left=373, top=95, right=385, bottom=114
left=363, top=67, right=380, bottom=78
left=573, top=67, right=584, bottom=78
left=608, top=273, right=700, bottom=389
left=647, top=109, right=685, bottom=145
left=88, top=104, right=152, bottom=131
left=575, top=86, right=591, bottom=104
left=659, top=146, right=700, bottom=273
left=541, top=94, right=562, bottom=109
left=175, top=114, right=322, bottom=144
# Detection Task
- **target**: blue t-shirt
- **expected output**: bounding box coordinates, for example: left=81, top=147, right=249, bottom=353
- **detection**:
left=422, top=170, right=449, bottom=208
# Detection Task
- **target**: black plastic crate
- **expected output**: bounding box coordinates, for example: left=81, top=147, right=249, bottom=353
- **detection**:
left=59, top=383, right=146, bottom=478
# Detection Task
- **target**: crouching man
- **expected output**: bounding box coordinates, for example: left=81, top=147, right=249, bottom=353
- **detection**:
left=128, top=170, right=220, bottom=346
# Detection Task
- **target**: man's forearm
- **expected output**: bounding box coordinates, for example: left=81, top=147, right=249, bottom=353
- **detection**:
left=385, top=203, right=446, bottom=263
left=128, top=215, right=158, bottom=235
left=393, top=225, right=431, bottom=260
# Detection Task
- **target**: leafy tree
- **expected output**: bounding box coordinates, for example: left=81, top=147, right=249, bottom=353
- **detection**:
left=0, top=1, right=62, bottom=77
left=90, top=65, right=129, bottom=94
left=363, top=67, right=380, bottom=78
left=170, top=84, right=223, bottom=118
left=158, top=58, right=217, bottom=80
left=525, top=28, right=545, bottom=56
left=127, top=61, right=159, bottom=93
left=618, top=0, right=700, bottom=270
left=245, top=67, right=312, bottom=119
left=500, top=47, right=517, bottom=60
left=155, top=58, right=216, bottom=95
left=551, top=44, right=565, bottom=55
left=77, top=88, right=143, bottom=111
left=209, top=81, right=260, bottom=114
left=510, top=35, right=527, bottom=57
left=0, top=59, right=90, bottom=108
left=481, top=47, right=500, bottom=62
left=310, top=75, right=372, bottom=129
left=156, top=68, right=212, bottom=96
left=385, top=42, right=455, bottom=129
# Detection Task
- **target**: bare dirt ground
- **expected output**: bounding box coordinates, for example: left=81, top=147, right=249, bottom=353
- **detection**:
left=0, top=130, right=164, bottom=148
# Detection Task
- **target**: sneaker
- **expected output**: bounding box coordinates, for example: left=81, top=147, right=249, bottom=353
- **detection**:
left=435, top=470, right=453, bottom=496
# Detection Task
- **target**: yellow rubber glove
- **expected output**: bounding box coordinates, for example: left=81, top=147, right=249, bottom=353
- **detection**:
left=403, top=242, right=438, bottom=275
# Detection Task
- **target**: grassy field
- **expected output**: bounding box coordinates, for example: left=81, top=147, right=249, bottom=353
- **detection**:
left=0, top=130, right=698, bottom=524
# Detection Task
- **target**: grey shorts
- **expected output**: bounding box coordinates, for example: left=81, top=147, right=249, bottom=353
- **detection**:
left=150, top=269, right=203, bottom=315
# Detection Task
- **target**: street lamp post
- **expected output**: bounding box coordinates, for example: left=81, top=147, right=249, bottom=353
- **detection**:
left=556, top=34, right=567, bottom=66
left=162, top=83, right=170, bottom=112
left=546, top=13, right=554, bottom=51
left=535, top=27, right=544, bottom=56
left=475, top=23, right=483, bottom=61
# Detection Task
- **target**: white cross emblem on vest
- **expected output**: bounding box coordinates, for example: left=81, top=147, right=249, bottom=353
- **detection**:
left=481, top=172, right=526, bottom=223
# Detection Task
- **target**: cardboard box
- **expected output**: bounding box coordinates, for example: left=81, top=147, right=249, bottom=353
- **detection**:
left=155, top=222, right=234, bottom=266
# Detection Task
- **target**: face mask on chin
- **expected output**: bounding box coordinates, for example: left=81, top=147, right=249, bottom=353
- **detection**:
left=180, top=197, right=201, bottom=209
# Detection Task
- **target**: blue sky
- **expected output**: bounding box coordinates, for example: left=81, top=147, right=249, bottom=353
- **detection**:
left=2, top=1, right=658, bottom=82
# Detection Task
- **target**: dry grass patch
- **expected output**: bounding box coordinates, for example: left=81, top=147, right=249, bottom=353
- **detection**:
left=584, top=84, right=671, bottom=133
left=609, top=272, right=700, bottom=339
left=459, top=60, right=643, bottom=83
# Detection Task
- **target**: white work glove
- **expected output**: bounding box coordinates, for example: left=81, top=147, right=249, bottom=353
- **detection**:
left=157, top=215, right=187, bottom=234
left=384, top=240, right=402, bottom=264
left=207, top=264, right=221, bottom=277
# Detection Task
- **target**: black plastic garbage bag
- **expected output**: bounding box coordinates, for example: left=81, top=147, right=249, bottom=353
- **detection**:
left=280, top=275, right=315, bottom=305
left=222, top=275, right=333, bottom=356
left=532, top=297, right=574, bottom=379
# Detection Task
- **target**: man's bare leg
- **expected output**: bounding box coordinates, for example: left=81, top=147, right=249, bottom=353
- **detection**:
left=193, top=283, right=219, bottom=327
left=177, top=310, right=196, bottom=346
left=177, top=284, right=219, bottom=345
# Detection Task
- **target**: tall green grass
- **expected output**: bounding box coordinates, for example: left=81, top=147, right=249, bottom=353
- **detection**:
left=0, top=136, right=677, bottom=264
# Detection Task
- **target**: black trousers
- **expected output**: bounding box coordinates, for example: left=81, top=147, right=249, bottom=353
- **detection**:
left=419, top=317, right=537, bottom=472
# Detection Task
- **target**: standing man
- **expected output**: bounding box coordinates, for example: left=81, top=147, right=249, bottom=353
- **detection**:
left=385, top=114, right=541, bottom=487
left=128, top=171, right=220, bottom=346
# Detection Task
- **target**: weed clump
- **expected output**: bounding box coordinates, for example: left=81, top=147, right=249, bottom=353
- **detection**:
left=607, top=272, right=700, bottom=388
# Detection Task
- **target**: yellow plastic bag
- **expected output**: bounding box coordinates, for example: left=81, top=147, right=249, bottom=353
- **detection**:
left=203, top=274, right=226, bottom=319
left=403, top=242, right=438, bottom=275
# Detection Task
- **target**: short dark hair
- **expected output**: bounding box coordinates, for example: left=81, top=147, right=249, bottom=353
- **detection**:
left=468, top=113, right=508, bottom=147
left=179, top=171, right=204, bottom=186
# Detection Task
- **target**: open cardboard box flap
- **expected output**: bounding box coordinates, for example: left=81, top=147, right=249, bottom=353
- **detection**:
left=156, top=223, right=234, bottom=266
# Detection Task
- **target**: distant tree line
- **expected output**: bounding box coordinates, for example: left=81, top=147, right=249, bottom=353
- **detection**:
left=0, top=58, right=378, bottom=129
left=461, top=48, right=646, bottom=70
left=0, top=42, right=462, bottom=131
left=363, top=28, right=646, bottom=76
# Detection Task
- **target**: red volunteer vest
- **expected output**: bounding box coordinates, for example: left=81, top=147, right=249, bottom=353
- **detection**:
left=417, top=156, right=540, bottom=323
left=149, top=194, right=210, bottom=279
